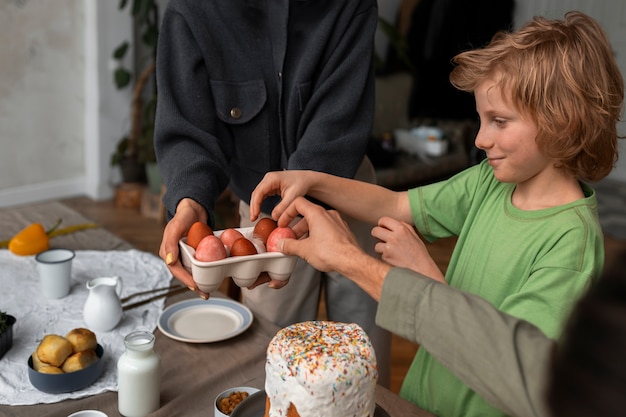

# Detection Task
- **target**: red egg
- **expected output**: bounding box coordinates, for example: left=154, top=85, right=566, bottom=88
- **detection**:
left=194, top=235, right=227, bottom=262
left=230, top=237, right=258, bottom=256
left=252, top=218, right=278, bottom=244
left=266, top=227, right=297, bottom=252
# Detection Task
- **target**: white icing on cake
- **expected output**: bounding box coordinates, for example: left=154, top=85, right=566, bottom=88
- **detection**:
left=265, top=321, right=378, bottom=417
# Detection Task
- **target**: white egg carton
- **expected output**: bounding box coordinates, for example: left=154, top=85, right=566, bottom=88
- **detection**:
left=179, top=226, right=298, bottom=293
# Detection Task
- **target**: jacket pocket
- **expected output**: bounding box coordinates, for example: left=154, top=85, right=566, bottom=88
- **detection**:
left=210, top=79, right=267, bottom=124
left=210, top=79, right=270, bottom=174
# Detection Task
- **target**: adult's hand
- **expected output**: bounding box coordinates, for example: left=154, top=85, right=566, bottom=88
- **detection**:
left=277, top=197, right=391, bottom=300
left=372, top=216, right=446, bottom=284
left=159, top=198, right=210, bottom=299
left=276, top=197, right=359, bottom=271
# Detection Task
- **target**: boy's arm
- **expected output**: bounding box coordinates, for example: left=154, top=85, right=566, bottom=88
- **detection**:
left=251, top=170, right=412, bottom=226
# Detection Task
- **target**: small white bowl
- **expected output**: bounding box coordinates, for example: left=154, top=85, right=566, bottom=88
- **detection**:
left=411, top=126, right=443, bottom=142
left=425, top=139, right=449, bottom=157
left=214, top=386, right=260, bottom=417
left=67, top=411, right=108, bottom=417
left=179, top=227, right=298, bottom=293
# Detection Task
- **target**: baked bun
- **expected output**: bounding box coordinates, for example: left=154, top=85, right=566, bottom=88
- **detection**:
left=38, top=365, right=64, bottom=374
left=65, top=328, right=97, bottom=352
left=31, top=352, right=45, bottom=371
left=36, top=334, right=73, bottom=367
left=61, top=349, right=99, bottom=373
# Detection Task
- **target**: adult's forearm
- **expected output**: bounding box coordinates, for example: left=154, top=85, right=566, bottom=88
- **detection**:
left=377, top=268, right=554, bottom=417
left=333, top=248, right=391, bottom=300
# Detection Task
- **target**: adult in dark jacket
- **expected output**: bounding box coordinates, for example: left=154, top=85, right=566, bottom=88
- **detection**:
left=154, top=0, right=390, bottom=385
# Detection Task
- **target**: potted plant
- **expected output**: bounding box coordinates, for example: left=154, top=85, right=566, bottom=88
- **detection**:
left=0, top=311, right=16, bottom=360
left=110, top=61, right=157, bottom=184
left=110, top=0, right=160, bottom=186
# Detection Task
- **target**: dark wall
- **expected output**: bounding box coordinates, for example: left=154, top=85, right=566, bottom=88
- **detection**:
left=406, top=0, right=515, bottom=121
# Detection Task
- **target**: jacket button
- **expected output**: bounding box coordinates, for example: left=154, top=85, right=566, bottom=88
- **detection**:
left=230, top=107, right=242, bottom=119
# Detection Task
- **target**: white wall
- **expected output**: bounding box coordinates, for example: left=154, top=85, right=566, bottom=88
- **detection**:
left=0, top=0, right=625, bottom=208
left=0, top=0, right=131, bottom=208
left=0, top=1, right=84, bottom=202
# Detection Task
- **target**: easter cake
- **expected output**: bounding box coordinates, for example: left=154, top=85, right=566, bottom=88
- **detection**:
left=264, top=321, right=378, bottom=417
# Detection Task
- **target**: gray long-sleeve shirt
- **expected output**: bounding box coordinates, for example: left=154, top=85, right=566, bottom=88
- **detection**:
left=377, top=267, right=554, bottom=417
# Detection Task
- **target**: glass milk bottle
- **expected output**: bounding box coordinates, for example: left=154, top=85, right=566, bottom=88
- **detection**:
left=117, top=331, right=161, bottom=417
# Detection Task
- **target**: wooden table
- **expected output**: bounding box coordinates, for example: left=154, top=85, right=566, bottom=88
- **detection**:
left=0, top=200, right=435, bottom=417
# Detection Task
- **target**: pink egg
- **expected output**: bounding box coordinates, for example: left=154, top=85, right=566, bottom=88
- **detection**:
left=266, top=227, right=297, bottom=252
left=219, top=228, right=245, bottom=251
left=194, top=235, right=227, bottom=262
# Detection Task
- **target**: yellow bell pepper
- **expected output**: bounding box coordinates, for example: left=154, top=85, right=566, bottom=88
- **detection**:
left=7, top=219, right=62, bottom=256
left=1, top=219, right=100, bottom=256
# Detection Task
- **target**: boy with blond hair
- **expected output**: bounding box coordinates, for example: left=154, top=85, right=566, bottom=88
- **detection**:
left=250, top=11, right=624, bottom=417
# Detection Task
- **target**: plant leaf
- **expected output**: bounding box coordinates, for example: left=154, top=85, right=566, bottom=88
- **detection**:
left=113, top=41, right=129, bottom=60
left=114, top=68, right=132, bottom=89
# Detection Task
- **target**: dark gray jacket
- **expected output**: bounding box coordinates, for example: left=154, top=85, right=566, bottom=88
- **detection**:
left=155, top=0, right=378, bottom=224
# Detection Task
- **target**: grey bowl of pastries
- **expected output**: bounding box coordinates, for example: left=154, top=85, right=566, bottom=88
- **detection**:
left=27, top=328, right=105, bottom=394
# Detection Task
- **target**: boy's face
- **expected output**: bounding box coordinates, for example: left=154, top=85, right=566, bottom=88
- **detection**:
left=474, top=77, right=549, bottom=185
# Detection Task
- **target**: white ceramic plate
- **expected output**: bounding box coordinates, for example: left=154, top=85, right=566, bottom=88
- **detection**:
left=158, top=298, right=253, bottom=343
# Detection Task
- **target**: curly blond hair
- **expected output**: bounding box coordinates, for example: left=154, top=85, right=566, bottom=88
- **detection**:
left=450, top=11, right=624, bottom=181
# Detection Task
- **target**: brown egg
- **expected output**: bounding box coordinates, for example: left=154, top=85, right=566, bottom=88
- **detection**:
left=187, top=222, right=214, bottom=249
left=229, top=237, right=258, bottom=256
left=252, top=218, right=278, bottom=244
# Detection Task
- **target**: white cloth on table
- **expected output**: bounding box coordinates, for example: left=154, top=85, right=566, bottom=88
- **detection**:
left=0, top=249, right=171, bottom=406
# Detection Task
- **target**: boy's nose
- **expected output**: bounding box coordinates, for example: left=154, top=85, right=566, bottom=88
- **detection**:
left=474, top=127, right=491, bottom=151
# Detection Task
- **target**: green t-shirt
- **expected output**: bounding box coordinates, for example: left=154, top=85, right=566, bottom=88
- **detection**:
left=401, top=160, right=604, bottom=417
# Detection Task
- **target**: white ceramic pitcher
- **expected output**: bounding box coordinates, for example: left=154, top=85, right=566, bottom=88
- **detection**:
left=83, top=276, right=124, bottom=331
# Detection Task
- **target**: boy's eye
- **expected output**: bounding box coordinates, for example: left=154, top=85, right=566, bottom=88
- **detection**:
left=494, top=118, right=507, bottom=127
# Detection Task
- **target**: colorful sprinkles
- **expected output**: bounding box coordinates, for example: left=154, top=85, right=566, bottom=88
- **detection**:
left=265, top=321, right=378, bottom=417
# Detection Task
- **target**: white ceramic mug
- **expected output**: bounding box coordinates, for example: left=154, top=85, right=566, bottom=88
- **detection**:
left=35, top=249, right=75, bottom=299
